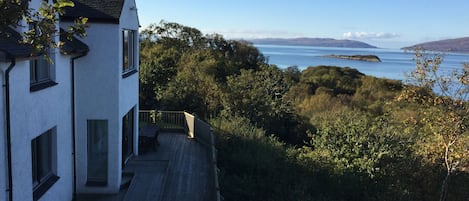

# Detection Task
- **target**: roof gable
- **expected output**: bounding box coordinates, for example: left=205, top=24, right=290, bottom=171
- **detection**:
left=62, top=0, right=124, bottom=23
left=0, top=27, right=33, bottom=60
left=0, top=28, right=89, bottom=61
left=60, top=29, right=89, bottom=55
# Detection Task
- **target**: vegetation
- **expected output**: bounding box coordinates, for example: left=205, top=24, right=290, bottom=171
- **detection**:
left=1, top=0, right=87, bottom=55
left=139, top=22, right=469, bottom=201
left=324, top=54, right=382, bottom=62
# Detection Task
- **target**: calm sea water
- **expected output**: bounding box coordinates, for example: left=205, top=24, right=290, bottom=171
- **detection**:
left=255, top=44, right=469, bottom=80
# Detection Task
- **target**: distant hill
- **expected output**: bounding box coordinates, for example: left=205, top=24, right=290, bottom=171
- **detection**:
left=402, top=37, right=469, bottom=53
left=249, top=38, right=377, bottom=48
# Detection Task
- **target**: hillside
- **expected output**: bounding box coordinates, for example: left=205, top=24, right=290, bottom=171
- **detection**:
left=249, top=37, right=377, bottom=48
left=402, top=37, right=469, bottom=53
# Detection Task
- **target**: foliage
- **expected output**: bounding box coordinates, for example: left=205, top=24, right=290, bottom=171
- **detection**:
left=223, top=64, right=302, bottom=142
left=138, top=22, right=469, bottom=201
left=0, top=0, right=29, bottom=31
left=139, top=21, right=265, bottom=110
left=304, top=109, right=410, bottom=178
left=1, top=0, right=88, bottom=56
left=398, top=49, right=469, bottom=201
left=300, top=65, right=365, bottom=95
left=351, top=76, right=403, bottom=114
left=211, top=115, right=317, bottom=201
left=161, top=61, right=223, bottom=118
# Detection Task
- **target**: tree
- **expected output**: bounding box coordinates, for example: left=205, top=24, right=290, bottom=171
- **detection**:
left=162, top=62, right=223, bottom=118
left=139, top=44, right=180, bottom=109
left=397, top=49, right=469, bottom=201
left=300, top=66, right=365, bottom=95
left=1, top=0, right=87, bottom=55
left=140, top=20, right=206, bottom=52
left=223, top=65, right=296, bottom=141
left=139, top=21, right=267, bottom=110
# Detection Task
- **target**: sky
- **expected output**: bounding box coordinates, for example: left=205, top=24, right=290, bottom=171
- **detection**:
left=135, top=0, right=469, bottom=49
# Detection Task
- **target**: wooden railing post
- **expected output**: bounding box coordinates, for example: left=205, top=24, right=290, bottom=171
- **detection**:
left=184, top=112, right=195, bottom=138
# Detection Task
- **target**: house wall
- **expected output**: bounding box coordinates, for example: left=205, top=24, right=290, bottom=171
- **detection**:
left=7, top=50, right=74, bottom=201
left=0, top=0, right=140, bottom=197
left=0, top=62, right=8, bottom=201
left=71, top=0, right=140, bottom=194
left=72, top=23, right=121, bottom=194
left=119, top=0, right=140, bottom=156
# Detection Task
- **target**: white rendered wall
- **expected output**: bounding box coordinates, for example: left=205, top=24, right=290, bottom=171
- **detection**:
left=72, top=23, right=121, bottom=194
left=119, top=0, right=140, bottom=157
left=70, top=0, right=140, bottom=194
left=8, top=49, right=74, bottom=201
left=0, top=63, right=8, bottom=201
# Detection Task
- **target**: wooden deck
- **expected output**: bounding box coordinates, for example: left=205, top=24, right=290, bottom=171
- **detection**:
left=124, top=132, right=214, bottom=201
left=75, top=132, right=214, bottom=201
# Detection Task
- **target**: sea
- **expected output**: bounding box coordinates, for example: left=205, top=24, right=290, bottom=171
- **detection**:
left=255, top=44, right=469, bottom=81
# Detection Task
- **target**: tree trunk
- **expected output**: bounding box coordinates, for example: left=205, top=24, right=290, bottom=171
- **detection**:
left=440, top=144, right=452, bottom=201
left=439, top=171, right=450, bottom=201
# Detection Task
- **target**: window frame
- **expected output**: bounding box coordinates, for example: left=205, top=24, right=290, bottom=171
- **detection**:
left=30, top=53, right=57, bottom=92
left=86, top=119, right=109, bottom=186
left=28, top=21, right=57, bottom=91
left=122, top=29, right=137, bottom=77
left=31, top=128, right=59, bottom=201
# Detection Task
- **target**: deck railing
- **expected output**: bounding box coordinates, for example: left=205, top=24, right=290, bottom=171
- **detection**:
left=139, top=110, right=221, bottom=201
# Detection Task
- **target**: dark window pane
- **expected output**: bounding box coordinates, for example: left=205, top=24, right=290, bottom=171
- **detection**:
left=123, top=30, right=135, bottom=73
left=36, top=57, right=50, bottom=82
left=87, top=120, right=108, bottom=183
left=123, top=30, right=129, bottom=71
left=30, top=55, right=51, bottom=84
left=122, top=108, right=134, bottom=165
left=31, top=130, right=53, bottom=189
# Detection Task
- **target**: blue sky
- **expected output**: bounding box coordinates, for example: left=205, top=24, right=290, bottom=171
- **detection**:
left=136, top=0, right=469, bottom=48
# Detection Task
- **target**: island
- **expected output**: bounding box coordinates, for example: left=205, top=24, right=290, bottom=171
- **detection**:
left=324, top=54, right=382, bottom=62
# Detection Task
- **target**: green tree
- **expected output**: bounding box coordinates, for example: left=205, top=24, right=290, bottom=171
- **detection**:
left=224, top=65, right=296, bottom=141
left=162, top=61, right=223, bottom=118
left=139, top=44, right=180, bottom=109
left=300, top=65, right=365, bottom=95
left=139, top=21, right=266, bottom=110
left=1, top=0, right=87, bottom=55
left=397, top=50, right=469, bottom=201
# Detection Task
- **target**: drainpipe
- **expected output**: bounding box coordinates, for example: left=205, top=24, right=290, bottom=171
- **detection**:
left=3, top=55, right=16, bottom=201
left=70, top=52, right=87, bottom=198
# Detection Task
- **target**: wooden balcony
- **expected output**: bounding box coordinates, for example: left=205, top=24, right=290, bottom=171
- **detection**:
left=76, top=111, right=220, bottom=201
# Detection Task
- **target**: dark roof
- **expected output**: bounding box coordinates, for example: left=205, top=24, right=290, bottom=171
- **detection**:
left=62, top=0, right=124, bottom=23
left=0, top=27, right=89, bottom=61
left=60, top=29, right=89, bottom=55
left=0, top=27, right=33, bottom=60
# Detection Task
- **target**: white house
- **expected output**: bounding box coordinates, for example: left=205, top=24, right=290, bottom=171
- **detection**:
left=0, top=0, right=140, bottom=200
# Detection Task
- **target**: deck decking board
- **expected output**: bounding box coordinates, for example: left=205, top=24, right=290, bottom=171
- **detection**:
left=125, top=132, right=213, bottom=201
left=76, top=132, right=214, bottom=201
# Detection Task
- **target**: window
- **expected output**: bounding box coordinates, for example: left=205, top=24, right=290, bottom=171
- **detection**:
left=29, top=21, right=56, bottom=91
left=87, top=120, right=108, bottom=186
left=122, top=108, right=135, bottom=166
left=32, top=128, right=58, bottom=200
left=30, top=55, right=51, bottom=83
left=122, top=29, right=136, bottom=74
left=30, top=54, right=57, bottom=91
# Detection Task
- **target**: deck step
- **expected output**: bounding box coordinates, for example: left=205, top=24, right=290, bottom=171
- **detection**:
left=120, top=172, right=134, bottom=190
left=123, top=160, right=169, bottom=201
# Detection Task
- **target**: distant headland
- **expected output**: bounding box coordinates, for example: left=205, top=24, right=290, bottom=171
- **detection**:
left=249, top=37, right=377, bottom=48
left=402, top=37, right=469, bottom=53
